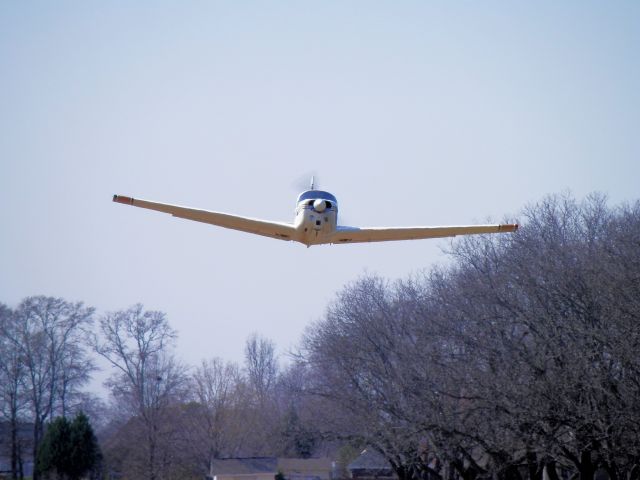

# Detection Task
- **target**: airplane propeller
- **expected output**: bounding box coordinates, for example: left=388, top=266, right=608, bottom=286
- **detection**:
left=292, top=172, right=320, bottom=192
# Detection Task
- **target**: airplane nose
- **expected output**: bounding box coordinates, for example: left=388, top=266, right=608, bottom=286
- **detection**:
left=313, top=199, right=327, bottom=212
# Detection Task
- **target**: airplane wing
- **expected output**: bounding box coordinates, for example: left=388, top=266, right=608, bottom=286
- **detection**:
left=113, top=195, right=297, bottom=241
left=328, top=224, right=518, bottom=244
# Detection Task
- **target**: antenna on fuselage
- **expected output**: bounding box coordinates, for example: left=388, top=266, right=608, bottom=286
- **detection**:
left=310, top=176, right=315, bottom=190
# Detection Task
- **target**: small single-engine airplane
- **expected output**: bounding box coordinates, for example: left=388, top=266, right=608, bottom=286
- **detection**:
left=113, top=182, right=517, bottom=247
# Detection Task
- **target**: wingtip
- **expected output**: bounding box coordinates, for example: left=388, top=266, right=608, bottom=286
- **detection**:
left=499, top=223, right=519, bottom=233
left=113, top=195, right=134, bottom=205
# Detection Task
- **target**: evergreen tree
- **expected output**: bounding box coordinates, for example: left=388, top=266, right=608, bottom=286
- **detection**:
left=37, top=412, right=101, bottom=480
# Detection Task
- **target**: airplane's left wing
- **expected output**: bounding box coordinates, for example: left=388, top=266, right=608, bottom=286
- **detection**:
left=113, top=195, right=297, bottom=242
left=328, top=224, right=518, bottom=244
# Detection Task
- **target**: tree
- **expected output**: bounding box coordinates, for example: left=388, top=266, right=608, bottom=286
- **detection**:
left=36, top=412, right=101, bottom=480
left=94, top=304, right=187, bottom=480
left=0, top=303, right=28, bottom=480
left=3, top=296, right=95, bottom=480
left=242, top=333, right=284, bottom=454
left=300, top=275, right=446, bottom=480
left=442, top=194, right=640, bottom=480
left=189, top=357, right=244, bottom=470
left=244, top=333, right=278, bottom=402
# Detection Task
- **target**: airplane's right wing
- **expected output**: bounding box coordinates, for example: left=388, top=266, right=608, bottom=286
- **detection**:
left=328, top=224, right=518, bottom=244
left=113, top=195, right=297, bottom=242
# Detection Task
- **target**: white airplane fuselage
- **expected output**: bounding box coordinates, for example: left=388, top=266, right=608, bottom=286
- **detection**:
left=293, top=190, right=339, bottom=246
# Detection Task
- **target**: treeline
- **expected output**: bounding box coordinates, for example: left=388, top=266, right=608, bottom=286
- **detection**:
left=1, top=193, right=639, bottom=480
left=0, top=301, right=317, bottom=479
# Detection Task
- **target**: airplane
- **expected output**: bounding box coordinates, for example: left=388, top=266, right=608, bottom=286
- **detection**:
left=113, top=181, right=518, bottom=247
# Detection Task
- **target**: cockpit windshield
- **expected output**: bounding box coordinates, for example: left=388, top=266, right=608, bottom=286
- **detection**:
left=296, top=190, right=338, bottom=204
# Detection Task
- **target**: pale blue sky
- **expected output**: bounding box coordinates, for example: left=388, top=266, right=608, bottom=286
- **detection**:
left=1, top=2, right=639, bottom=374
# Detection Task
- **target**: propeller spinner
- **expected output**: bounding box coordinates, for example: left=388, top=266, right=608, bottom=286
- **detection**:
left=313, top=199, right=327, bottom=212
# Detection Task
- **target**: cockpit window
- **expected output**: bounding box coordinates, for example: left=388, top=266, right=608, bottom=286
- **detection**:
left=297, top=190, right=338, bottom=204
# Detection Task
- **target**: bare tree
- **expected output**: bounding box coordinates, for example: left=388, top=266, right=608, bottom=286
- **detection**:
left=188, top=358, right=244, bottom=471
left=433, top=194, right=640, bottom=480
left=4, top=296, right=95, bottom=480
left=0, top=304, right=28, bottom=480
left=94, top=304, right=187, bottom=480
left=244, top=333, right=278, bottom=401
left=300, top=275, right=440, bottom=480
left=240, top=333, right=284, bottom=454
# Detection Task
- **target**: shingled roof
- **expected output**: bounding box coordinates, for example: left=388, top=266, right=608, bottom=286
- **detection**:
left=348, top=449, right=391, bottom=471
left=210, top=457, right=278, bottom=475
left=209, top=457, right=333, bottom=479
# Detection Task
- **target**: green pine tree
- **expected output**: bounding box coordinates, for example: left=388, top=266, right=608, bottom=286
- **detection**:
left=36, top=412, right=102, bottom=480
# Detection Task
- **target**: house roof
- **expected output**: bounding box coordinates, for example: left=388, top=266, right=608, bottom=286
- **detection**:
left=278, top=458, right=333, bottom=473
left=348, top=449, right=392, bottom=471
left=210, top=457, right=278, bottom=475
left=210, top=457, right=333, bottom=477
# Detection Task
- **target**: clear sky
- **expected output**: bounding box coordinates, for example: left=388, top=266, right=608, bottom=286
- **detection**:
left=1, top=2, right=639, bottom=375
